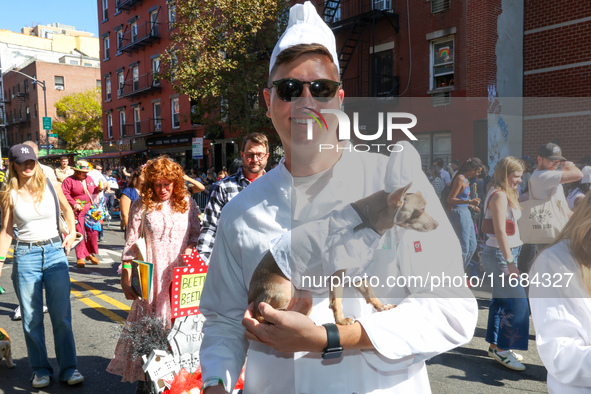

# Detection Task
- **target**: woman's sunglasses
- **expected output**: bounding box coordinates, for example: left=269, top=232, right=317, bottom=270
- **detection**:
left=270, top=78, right=341, bottom=102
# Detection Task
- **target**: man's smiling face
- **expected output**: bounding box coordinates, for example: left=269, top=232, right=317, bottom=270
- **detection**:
left=264, top=53, right=343, bottom=152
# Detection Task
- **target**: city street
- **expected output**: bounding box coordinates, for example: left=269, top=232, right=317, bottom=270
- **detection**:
left=0, top=221, right=548, bottom=393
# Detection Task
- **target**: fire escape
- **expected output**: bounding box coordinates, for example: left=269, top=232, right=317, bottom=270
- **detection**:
left=321, top=0, right=399, bottom=97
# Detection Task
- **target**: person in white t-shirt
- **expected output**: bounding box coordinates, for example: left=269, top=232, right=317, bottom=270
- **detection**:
left=530, top=192, right=591, bottom=393
left=529, top=143, right=582, bottom=245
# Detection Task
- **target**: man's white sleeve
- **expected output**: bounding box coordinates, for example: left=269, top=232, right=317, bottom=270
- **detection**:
left=199, top=219, right=249, bottom=391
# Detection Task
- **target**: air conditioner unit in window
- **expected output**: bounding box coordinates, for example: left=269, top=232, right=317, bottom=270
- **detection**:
left=55, top=86, right=64, bottom=90
left=155, top=122, right=162, bottom=131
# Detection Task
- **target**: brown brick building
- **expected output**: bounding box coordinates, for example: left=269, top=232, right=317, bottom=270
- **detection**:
left=523, top=0, right=591, bottom=162
left=3, top=58, right=101, bottom=149
left=310, top=0, right=523, bottom=166
left=95, top=0, right=212, bottom=170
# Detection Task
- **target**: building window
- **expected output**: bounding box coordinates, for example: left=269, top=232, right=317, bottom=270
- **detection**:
left=132, top=66, right=139, bottom=91
left=34, top=103, right=38, bottom=118
left=26, top=106, right=30, bottom=121
left=413, top=132, right=452, bottom=167
left=119, top=110, right=126, bottom=137
left=107, top=112, right=113, bottom=138
left=118, top=71, right=124, bottom=97
left=323, top=1, right=341, bottom=23
left=150, top=9, right=159, bottom=36
left=430, top=37, right=454, bottom=90
left=104, top=37, right=110, bottom=60
left=153, top=101, right=161, bottom=131
left=152, top=57, right=160, bottom=85
left=372, top=50, right=395, bottom=97
left=116, top=28, right=123, bottom=51
left=24, top=83, right=29, bottom=94
left=54, top=76, right=65, bottom=90
left=131, top=21, right=138, bottom=43
left=102, top=0, right=108, bottom=20
left=105, top=76, right=112, bottom=100
left=134, top=106, right=141, bottom=134
left=169, top=50, right=178, bottom=80
left=373, top=0, right=391, bottom=11
left=168, top=2, right=176, bottom=29
left=431, top=0, right=450, bottom=14
left=171, top=98, right=179, bottom=128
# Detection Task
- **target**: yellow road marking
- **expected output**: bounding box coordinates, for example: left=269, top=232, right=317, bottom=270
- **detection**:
left=70, top=288, right=126, bottom=323
left=70, top=279, right=130, bottom=312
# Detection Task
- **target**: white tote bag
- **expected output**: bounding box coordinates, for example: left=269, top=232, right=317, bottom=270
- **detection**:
left=518, top=185, right=569, bottom=244
left=134, top=208, right=148, bottom=261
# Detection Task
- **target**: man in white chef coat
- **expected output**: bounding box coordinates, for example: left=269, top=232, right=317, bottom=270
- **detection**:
left=198, top=2, right=478, bottom=393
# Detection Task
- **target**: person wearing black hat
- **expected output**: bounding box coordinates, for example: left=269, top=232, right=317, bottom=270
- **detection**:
left=529, top=142, right=583, bottom=243
left=0, top=144, right=84, bottom=388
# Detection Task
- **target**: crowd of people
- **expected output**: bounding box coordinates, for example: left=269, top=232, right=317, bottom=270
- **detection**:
left=1, top=2, right=591, bottom=393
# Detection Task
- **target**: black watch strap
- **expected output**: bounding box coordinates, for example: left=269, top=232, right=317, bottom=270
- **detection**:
left=322, top=323, right=343, bottom=359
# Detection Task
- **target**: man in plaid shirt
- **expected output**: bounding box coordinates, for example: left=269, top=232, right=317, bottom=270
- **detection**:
left=197, top=132, right=269, bottom=263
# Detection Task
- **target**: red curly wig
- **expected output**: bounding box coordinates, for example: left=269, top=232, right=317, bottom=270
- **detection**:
left=140, top=156, right=189, bottom=213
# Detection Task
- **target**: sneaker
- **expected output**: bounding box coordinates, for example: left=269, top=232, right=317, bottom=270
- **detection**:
left=32, top=374, right=50, bottom=388
left=488, top=347, right=524, bottom=362
left=43, top=305, right=48, bottom=314
left=12, top=306, right=21, bottom=321
left=66, top=369, right=84, bottom=386
left=98, top=238, right=106, bottom=243
left=489, top=348, right=525, bottom=371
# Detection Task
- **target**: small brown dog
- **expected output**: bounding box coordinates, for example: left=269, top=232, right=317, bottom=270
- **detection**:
left=0, top=328, right=15, bottom=368
left=248, top=183, right=438, bottom=325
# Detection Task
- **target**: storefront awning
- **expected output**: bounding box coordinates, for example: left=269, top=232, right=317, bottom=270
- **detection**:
left=82, top=150, right=146, bottom=160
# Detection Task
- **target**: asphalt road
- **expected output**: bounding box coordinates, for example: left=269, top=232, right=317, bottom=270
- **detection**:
left=0, top=221, right=548, bottom=393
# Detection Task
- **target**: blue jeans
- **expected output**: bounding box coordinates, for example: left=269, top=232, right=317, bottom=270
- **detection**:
left=449, top=206, right=477, bottom=269
left=12, top=240, right=78, bottom=381
left=483, top=245, right=529, bottom=351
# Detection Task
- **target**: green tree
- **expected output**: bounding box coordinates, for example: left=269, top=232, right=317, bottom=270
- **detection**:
left=53, top=89, right=102, bottom=150
left=161, top=0, right=288, bottom=148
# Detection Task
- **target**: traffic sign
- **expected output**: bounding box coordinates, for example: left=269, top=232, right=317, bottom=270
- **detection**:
left=48, top=133, right=58, bottom=138
left=42, top=117, right=52, bottom=130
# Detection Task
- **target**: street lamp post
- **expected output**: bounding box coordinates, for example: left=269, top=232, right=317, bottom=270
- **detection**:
left=1, top=68, right=49, bottom=155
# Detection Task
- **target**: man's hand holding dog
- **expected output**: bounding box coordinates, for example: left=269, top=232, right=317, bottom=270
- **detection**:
left=243, top=297, right=374, bottom=354
left=243, top=301, right=328, bottom=353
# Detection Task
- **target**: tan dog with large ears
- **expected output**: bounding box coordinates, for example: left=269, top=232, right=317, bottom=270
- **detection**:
left=248, top=183, right=439, bottom=325
left=0, top=328, right=15, bottom=368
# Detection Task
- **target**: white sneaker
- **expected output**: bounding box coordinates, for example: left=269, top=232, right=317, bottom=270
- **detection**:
left=13, top=306, right=47, bottom=320
left=489, top=348, right=525, bottom=371
left=66, top=369, right=84, bottom=385
left=488, top=347, right=524, bottom=362
left=12, top=306, right=21, bottom=321
left=32, top=374, right=50, bottom=388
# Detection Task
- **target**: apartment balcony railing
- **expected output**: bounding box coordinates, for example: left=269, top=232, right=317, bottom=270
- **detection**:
left=121, top=118, right=165, bottom=137
left=119, top=72, right=161, bottom=98
left=116, top=0, right=142, bottom=11
left=119, top=21, right=161, bottom=53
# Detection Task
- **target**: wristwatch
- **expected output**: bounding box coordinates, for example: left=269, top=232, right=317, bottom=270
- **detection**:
left=322, top=323, right=343, bottom=359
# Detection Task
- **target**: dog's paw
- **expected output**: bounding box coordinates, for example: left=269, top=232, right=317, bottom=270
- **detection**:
left=335, top=317, right=355, bottom=326
left=376, top=304, right=397, bottom=311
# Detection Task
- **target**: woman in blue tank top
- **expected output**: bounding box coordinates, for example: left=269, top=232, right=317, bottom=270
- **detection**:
left=447, top=157, right=483, bottom=270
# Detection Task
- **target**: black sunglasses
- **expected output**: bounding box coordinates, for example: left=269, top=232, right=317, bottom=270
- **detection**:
left=270, top=78, right=341, bottom=102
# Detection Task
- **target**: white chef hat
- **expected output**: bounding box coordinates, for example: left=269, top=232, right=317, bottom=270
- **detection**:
left=269, top=1, right=339, bottom=76
left=581, top=166, right=591, bottom=184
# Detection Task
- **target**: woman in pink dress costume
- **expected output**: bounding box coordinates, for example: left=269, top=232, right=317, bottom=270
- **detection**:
left=107, top=156, right=200, bottom=387
left=61, top=160, right=100, bottom=268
